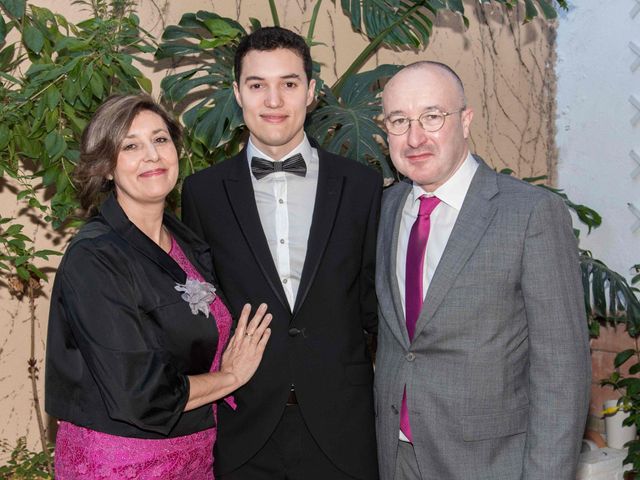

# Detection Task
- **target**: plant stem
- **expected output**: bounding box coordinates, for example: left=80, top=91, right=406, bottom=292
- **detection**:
left=268, top=0, right=280, bottom=27
left=306, top=0, right=323, bottom=44
left=331, top=1, right=426, bottom=97
left=27, top=280, right=53, bottom=477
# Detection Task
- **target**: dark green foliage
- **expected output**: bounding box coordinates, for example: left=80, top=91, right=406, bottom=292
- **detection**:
left=0, top=438, right=53, bottom=479
left=0, top=0, right=154, bottom=284
left=156, top=11, right=246, bottom=177
left=600, top=267, right=640, bottom=472
left=306, top=64, right=401, bottom=179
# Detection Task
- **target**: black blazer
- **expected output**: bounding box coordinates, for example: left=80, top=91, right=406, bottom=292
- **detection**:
left=182, top=146, right=381, bottom=479
left=45, top=194, right=223, bottom=439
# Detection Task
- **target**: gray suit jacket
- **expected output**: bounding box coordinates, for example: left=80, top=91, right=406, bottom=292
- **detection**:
left=374, top=158, right=591, bottom=480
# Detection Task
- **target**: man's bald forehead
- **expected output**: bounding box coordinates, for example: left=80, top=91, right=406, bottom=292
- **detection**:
left=384, top=61, right=466, bottom=107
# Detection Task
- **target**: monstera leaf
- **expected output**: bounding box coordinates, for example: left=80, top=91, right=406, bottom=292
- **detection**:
left=340, top=0, right=568, bottom=44
left=580, top=253, right=640, bottom=337
left=157, top=11, right=246, bottom=163
left=339, top=0, right=438, bottom=48
left=307, top=64, right=401, bottom=180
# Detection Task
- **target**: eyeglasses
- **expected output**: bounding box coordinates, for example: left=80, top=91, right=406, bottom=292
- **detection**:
left=383, top=108, right=466, bottom=136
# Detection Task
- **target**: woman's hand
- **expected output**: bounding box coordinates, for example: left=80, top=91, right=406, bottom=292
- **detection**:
left=220, top=303, right=272, bottom=389
left=184, top=303, right=271, bottom=411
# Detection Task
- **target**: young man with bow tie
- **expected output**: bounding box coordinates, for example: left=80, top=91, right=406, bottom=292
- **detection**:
left=181, top=26, right=381, bottom=480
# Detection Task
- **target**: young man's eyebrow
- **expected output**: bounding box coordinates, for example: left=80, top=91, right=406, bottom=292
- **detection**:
left=244, top=73, right=302, bottom=83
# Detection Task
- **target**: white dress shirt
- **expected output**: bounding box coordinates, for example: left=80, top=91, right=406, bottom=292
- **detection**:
left=395, top=152, right=478, bottom=441
left=247, top=134, right=319, bottom=309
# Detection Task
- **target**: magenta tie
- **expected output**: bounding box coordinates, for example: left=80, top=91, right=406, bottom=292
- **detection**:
left=400, top=195, right=440, bottom=442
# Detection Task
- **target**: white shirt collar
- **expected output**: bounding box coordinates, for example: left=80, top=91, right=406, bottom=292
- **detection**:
left=247, top=134, right=313, bottom=165
left=411, top=152, right=478, bottom=211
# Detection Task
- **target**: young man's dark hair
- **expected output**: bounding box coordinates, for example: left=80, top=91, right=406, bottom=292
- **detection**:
left=234, top=26, right=312, bottom=83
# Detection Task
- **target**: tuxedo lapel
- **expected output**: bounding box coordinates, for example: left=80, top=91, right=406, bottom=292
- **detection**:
left=293, top=150, right=343, bottom=316
left=413, top=159, right=499, bottom=339
left=223, top=153, right=291, bottom=312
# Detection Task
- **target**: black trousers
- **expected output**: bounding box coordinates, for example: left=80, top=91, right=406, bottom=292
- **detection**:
left=218, top=405, right=357, bottom=480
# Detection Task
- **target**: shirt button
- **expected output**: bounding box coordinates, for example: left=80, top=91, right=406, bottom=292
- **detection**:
left=279, top=198, right=284, bottom=204
left=405, top=352, right=416, bottom=362
left=282, top=278, right=288, bottom=284
left=279, top=239, right=285, bottom=244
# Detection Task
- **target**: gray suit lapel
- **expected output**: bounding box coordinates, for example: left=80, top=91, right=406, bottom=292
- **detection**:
left=412, top=158, right=499, bottom=340
left=383, top=181, right=412, bottom=348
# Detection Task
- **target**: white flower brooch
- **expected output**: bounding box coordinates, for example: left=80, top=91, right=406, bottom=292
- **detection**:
left=174, top=278, right=217, bottom=317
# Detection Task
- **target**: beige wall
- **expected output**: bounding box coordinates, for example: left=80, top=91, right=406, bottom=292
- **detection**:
left=0, top=0, right=555, bottom=459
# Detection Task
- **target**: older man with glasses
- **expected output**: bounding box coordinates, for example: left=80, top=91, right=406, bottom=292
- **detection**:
left=374, top=61, right=591, bottom=480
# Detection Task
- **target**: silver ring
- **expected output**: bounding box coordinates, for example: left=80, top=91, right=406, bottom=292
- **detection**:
left=245, top=332, right=253, bottom=337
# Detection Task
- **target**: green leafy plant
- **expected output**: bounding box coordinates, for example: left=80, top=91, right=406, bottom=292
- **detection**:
left=0, top=438, right=53, bottom=479
left=155, top=10, right=246, bottom=175
left=1, top=0, right=154, bottom=228
left=601, top=266, right=640, bottom=474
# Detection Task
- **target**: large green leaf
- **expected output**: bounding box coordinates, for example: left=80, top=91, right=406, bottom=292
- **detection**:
left=536, top=0, right=558, bottom=19
left=523, top=0, right=538, bottom=21
left=157, top=12, right=246, bottom=156
left=339, top=0, right=436, bottom=49
left=0, top=0, right=25, bottom=19
left=307, top=64, right=401, bottom=179
left=23, top=25, right=44, bottom=54
left=160, top=47, right=239, bottom=153
left=162, top=68, right=217, bottom=102
left=157, top=11, right=245, bottom=59
left=188, top=89, right=243, bottom=151
left=581, top=252, right=640, bottom=334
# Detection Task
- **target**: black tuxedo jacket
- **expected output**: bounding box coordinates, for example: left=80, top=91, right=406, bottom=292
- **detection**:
left=181, top=146, right=381, bottom=479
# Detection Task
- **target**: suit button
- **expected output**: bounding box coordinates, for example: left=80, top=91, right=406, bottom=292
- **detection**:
left=288, top=328, right=301, bottom=337
left=405, top=352, right=416, bottom=362
left=391, top=405, right=399, bottom=414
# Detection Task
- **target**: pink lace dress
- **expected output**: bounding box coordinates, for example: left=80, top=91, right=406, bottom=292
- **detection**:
left=54, top=237, right=233, bottom=479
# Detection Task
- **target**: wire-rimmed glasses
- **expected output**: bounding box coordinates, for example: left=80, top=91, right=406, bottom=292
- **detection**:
left=384, top=108, right=466, bottom=136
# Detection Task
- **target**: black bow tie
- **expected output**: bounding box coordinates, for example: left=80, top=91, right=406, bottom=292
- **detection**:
left=250, top=153, right=307, bottom=180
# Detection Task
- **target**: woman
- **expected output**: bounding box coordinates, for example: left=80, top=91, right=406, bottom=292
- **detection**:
left=45, top=94, right=271, bottom=479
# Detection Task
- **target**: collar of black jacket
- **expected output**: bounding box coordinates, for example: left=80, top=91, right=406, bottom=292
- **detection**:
left=97, top=192, right=216, bottom=286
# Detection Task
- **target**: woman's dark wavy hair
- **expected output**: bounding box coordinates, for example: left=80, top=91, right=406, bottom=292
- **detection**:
left=73, top=94, right=182, bottom=217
